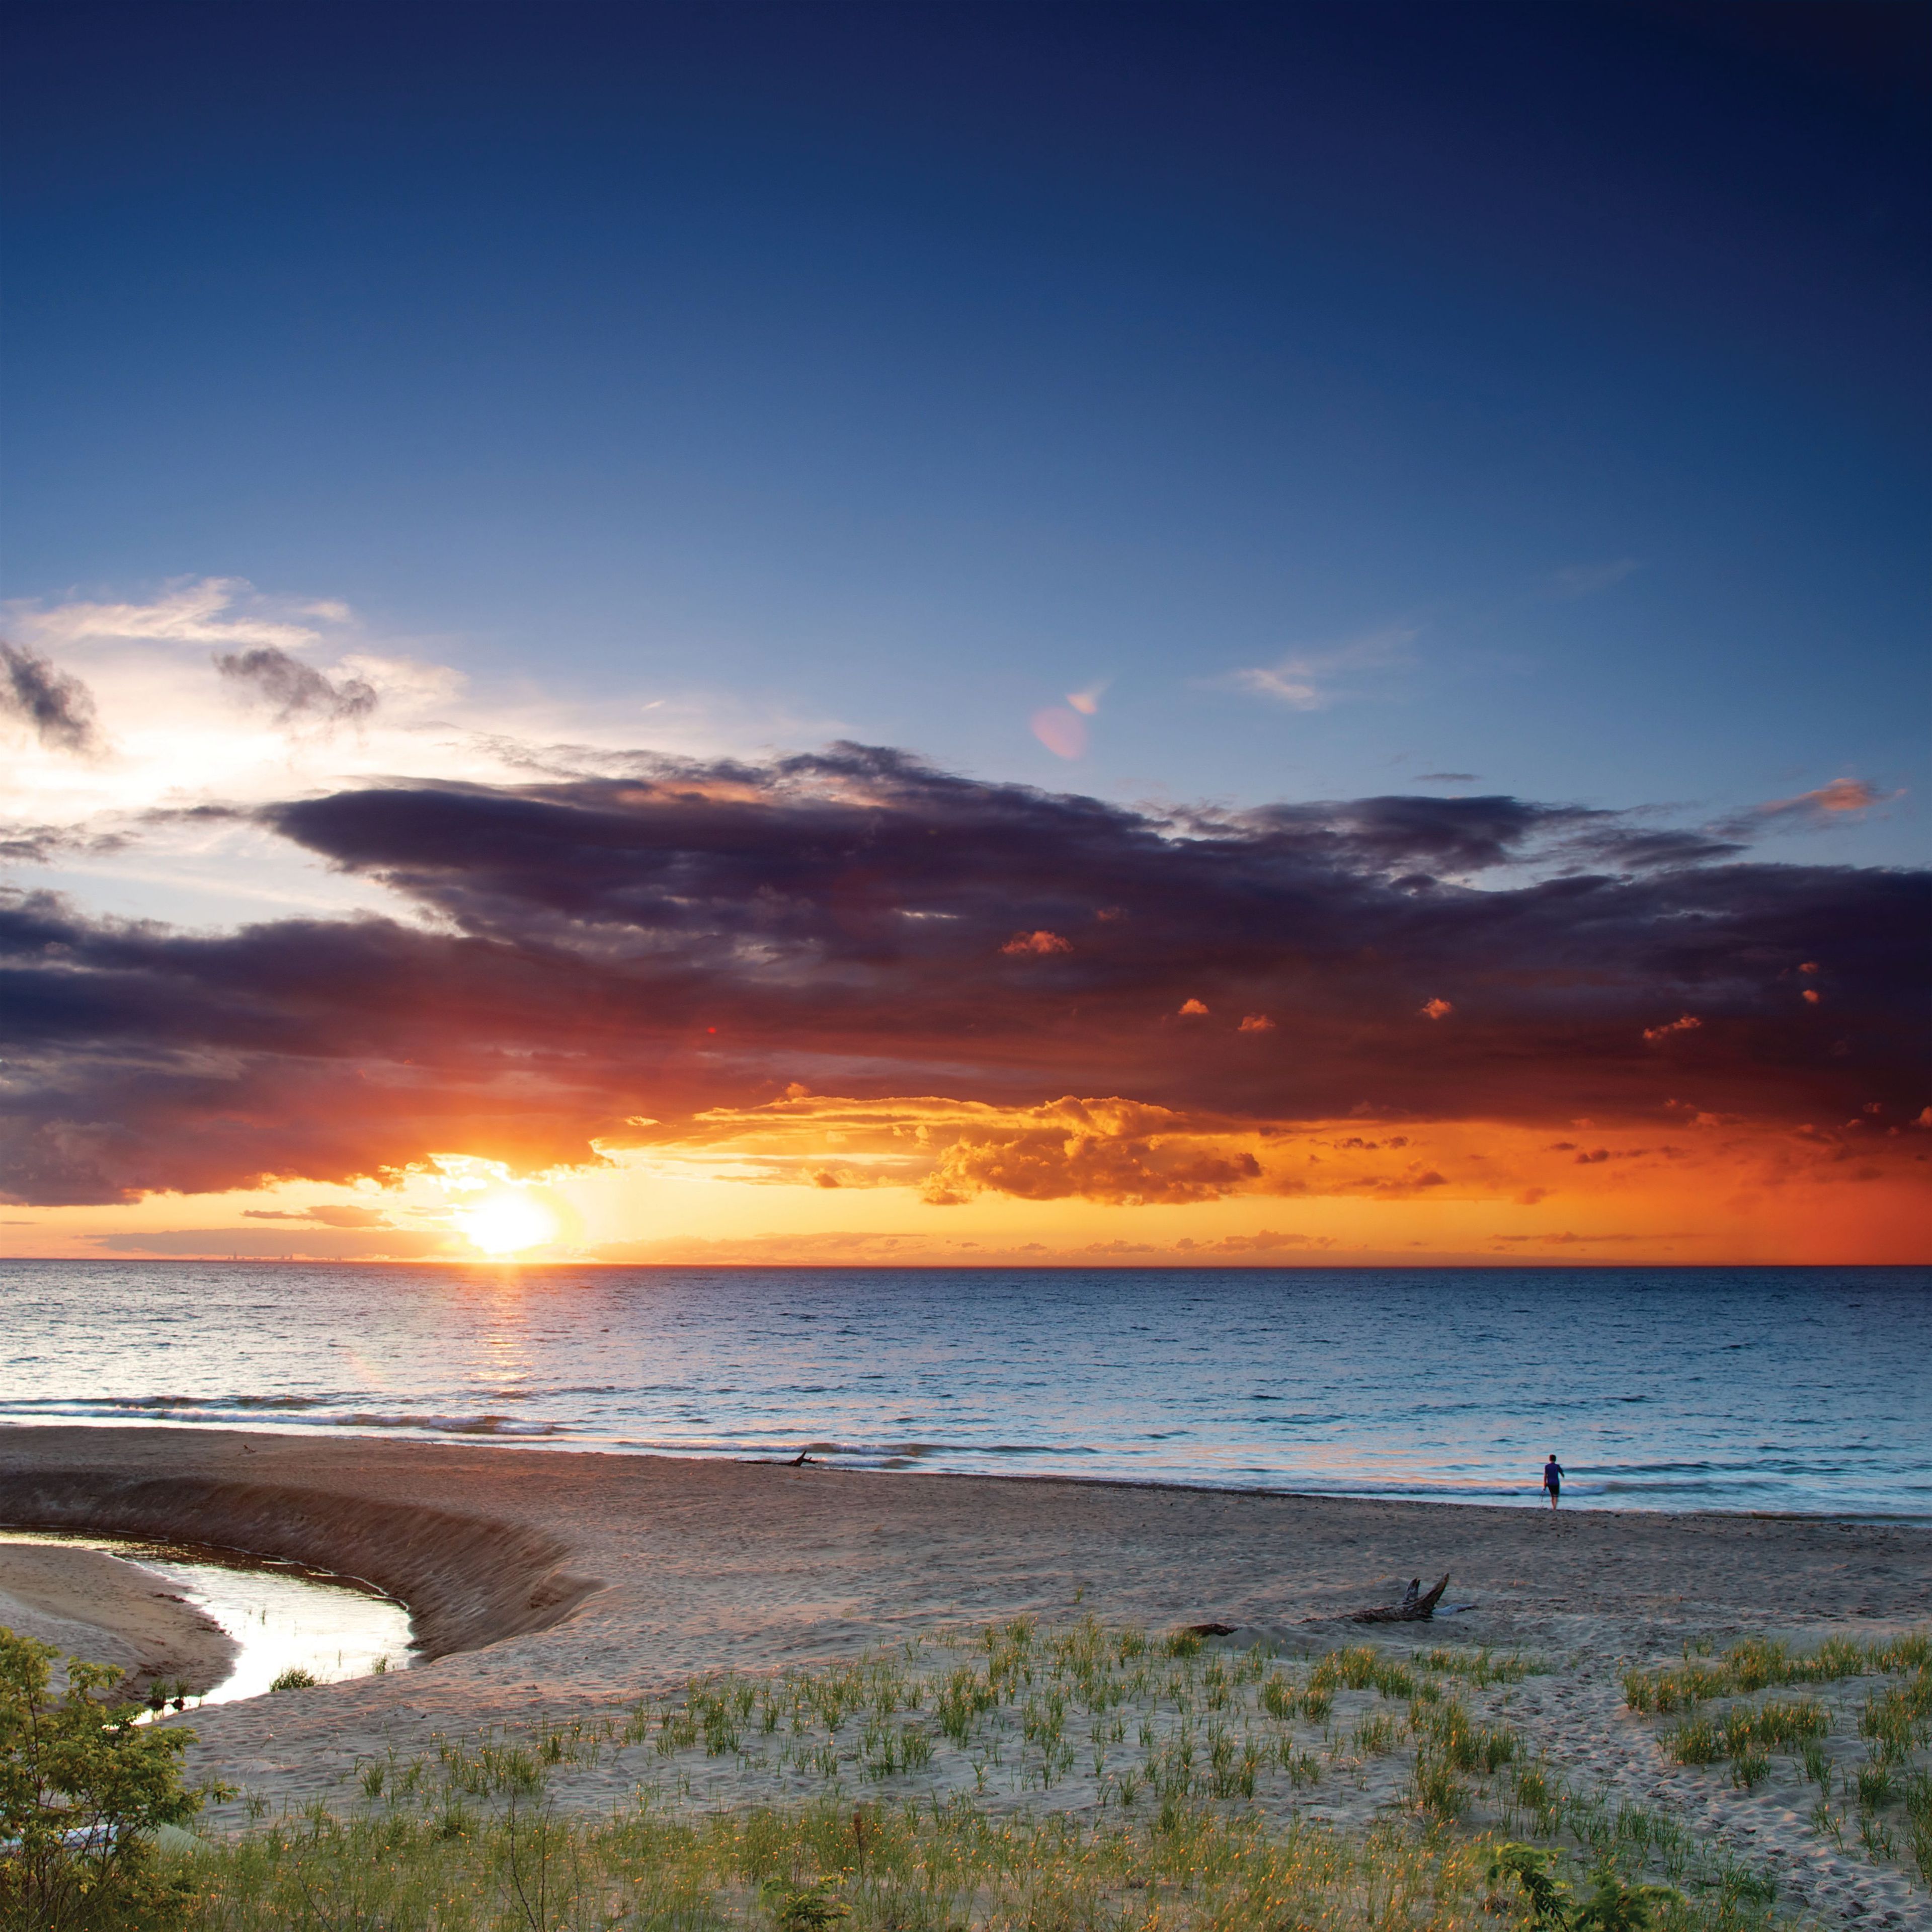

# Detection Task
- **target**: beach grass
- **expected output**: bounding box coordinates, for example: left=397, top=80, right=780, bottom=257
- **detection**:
left=161, top=1781, right=1794, bottom=1932
left=23, top=1616, right=1931, bottom=1927
left=1623, top=1629, right=1932, bottom=1883
left=151, top=1622, right=1809, bottom=1931
left=1622, top=1634, right=1928, bottom=1716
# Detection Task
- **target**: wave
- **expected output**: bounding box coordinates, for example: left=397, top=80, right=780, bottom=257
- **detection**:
left=0, top=1397, right=569, bottom=1438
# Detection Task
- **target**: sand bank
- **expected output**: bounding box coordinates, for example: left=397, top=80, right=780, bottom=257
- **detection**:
left=1, top=1425, right=1926, bottom=1924
left=0, top=1540, right=236, bottom=1695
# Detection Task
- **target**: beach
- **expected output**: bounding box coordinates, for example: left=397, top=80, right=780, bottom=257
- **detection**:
left=0, top=1536, right=236, bottom=1696
left=2, top=1424, right=1927, bottom=1925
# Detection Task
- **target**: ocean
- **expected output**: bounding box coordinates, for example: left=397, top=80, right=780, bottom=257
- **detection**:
left=4, top=1263, right=1926, bottom=1518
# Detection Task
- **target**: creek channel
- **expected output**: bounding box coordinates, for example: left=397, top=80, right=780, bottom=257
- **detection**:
left=0, top=1527, right=414, bottom=1706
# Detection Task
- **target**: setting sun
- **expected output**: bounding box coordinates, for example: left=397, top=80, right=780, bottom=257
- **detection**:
left=453, top=1191, right=556, bottom=1256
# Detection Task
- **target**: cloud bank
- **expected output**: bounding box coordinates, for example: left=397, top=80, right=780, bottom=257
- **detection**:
left=1, top=745, right=1923, bottom=1206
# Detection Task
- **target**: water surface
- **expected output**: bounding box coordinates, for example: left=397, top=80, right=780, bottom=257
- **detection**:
left=0, top=1528, right=412, bottom=1703
left=4, top=1263, right=1926, bottom=1518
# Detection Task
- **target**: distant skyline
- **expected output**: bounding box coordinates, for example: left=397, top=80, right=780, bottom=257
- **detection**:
left=2, top=2, right=1926, bottom=1263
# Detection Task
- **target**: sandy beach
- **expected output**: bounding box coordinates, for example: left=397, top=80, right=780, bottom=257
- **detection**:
left=0, top=1536, right=237, bottom=1696
left=1, top=1424, right=1926, bottom=1925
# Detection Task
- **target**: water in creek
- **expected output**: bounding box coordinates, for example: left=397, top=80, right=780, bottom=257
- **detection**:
left=0, top=1528, right=413, bottom=1706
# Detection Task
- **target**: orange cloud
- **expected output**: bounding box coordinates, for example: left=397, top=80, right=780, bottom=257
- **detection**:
left=1420, top=998, right=1453, bottom=1020
left=1643, top=1013, right=1702, bottom=1043
left=1002, top=929, right=1073, bottom=956
left=1238, top=1013, right=1275, bottom=1032
left=1179, top=998, right=1210, bottom=1016
left=1808, top=778, right=1881, bottom=813
left=1029, top=706, right=1088, bottom=758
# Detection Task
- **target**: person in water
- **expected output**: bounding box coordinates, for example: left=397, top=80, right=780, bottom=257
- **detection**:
left=1543, top=1454, right=1565, bottom=1507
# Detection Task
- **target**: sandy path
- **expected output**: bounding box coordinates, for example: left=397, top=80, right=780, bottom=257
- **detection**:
left=1, top=1425, right=1925, bottom=1925
left=0, top=1541, right=237, bottom=1694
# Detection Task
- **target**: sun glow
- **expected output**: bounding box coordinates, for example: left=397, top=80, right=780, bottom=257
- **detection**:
left=454, top=1190, right=557, bottom=1256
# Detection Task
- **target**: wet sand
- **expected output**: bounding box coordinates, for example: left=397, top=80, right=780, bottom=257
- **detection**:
left=1, top=1424, right=1926, bottom=1924
left=0, top=1540, right=237, bottom=1694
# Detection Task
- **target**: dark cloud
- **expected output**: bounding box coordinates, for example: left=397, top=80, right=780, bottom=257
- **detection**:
left=1, top=746, right=1924, bottom=1203
left=215, top=647, right=377, bottom=726
left=0, top=642, right=103, bottom=756
left=1562, top=827, right=1749, bottom=870
left=0, top=824, right=129, bottom=866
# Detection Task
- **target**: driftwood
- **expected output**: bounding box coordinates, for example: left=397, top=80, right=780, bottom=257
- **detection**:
left=1351, top=1572, right=1448, bottom=1624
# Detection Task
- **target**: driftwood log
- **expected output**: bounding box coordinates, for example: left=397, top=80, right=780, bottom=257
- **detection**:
left=1351, top=1572, right=1448, bottom=1623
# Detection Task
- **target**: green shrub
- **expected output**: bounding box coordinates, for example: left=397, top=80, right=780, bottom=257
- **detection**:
left=1486, top=1843, right=1684, bottom=1932
left=266, top=1668, right=317, bottom=1693
left=764, top=1875, right=850, bottom=1932
left=0, top=1628, right=212, bottom=1931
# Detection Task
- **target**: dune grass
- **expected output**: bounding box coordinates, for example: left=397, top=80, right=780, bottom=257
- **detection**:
left=163, top=1778, right=1789, bottom=1932
left=148, top=1623, right=1801, bottom=1932
left=1622, top=1633, right=1928, bottom=1717
left=168, top=1794, right=1514, bottom=1932
left=8, top=1618, right=1829, bottom=1930
left=1626, top=1628, right=1931, bottom=1883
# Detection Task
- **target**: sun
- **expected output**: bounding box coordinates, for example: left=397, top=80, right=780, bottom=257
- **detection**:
left=454, top=1190, right=557, bottom=1256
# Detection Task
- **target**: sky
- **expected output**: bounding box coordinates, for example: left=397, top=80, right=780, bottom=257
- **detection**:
left=1, top=0, right=1926, bottom=1265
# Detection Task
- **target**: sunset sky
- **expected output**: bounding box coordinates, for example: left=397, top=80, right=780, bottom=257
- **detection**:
left=2, top=1, right=1926, bottom=1264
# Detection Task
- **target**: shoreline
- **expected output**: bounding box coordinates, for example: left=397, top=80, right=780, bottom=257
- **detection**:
left=3, top=1421, right=1925, bottom=1666
left=6, top=1418, right=1926, bottom=1525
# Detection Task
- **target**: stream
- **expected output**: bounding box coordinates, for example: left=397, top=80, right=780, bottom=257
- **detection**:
left=0, top=1527, right=414, bottom=1706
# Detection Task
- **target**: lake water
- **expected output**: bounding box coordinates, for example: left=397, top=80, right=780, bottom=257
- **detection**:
left=3, top=1263, right=1926, bottom=1519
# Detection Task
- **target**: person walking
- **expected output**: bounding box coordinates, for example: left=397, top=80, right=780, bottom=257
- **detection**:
left=1543, top=1454, right=1565, bottom=1508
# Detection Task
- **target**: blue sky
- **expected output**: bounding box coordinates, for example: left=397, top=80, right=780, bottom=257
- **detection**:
left=3, top=0, right=1926, bottom=865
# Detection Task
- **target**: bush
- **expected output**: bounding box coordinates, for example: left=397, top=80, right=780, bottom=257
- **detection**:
left=1486, top=1843, right=1683, bottom=1931
left=266, top=1667, right=318, bottom=1693
left=0, top=1628, right=212, bottom=1930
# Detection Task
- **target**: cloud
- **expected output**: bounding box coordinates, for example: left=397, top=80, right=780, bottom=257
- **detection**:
left=1178, top=998, right=1210, bottom=1016
left=94, top=1226, right=445, bottom=1259
left=917, top=1097, right=1265, bottom=1205
left=1416, top=773, right=1478, bottom=784
left=1642, top=1014, right=1702, bottom=1044
left=242, top=1203, right=392, bottom=1228
left=1548, top=559, right=1641, bottom=598
left=1002, top=930, right=1073, bottom=956
left=12, top=577, right=341, bottom=654
left=1177, top=1229, right=1336, bottom=1253
left=1788, top=778, right=1881, bottom=815
left=1237, top=1014, right=1274, bottom=1032
left=1490, top=1230, right=1658, bottom=1246
left=1, top=643, right=104, bottom=756
left=1030, top=707, right=1088, bottom=759
left=1719, top=777, right=1893, bottom=839
left=1565, top=827, right=1748, bottom=869
left=1419, top=998, right=1453, bottom=1020
left=216, top=648, right=378, bottom=727
left=1217, top=627, right=1417, bottom=711
left=0, top=744, right=1924, bottom=1202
